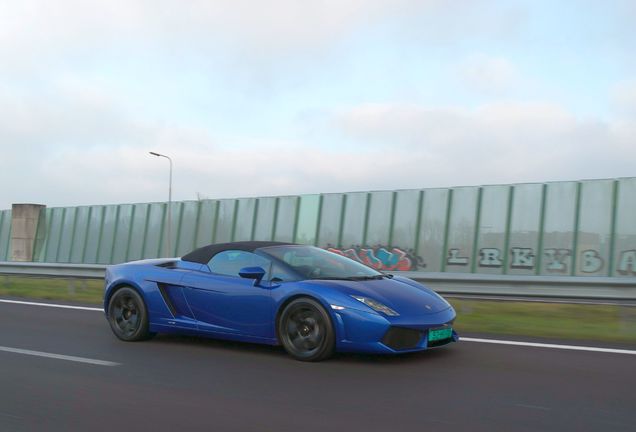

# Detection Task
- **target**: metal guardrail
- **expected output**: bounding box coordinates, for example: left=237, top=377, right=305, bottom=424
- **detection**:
left=0, top=262, right=106, bottom=279
left=0, top=262, right=635, bottom=300
left=398, top=271, right=636, bottom=301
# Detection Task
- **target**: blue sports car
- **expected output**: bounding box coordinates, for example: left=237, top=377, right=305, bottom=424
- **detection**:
left=104, top=241, right=458, bottom=361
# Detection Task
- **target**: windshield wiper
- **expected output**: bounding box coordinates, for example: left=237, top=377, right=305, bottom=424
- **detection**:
left=312, top=276, right=360, bottom=281
left=348, top=275, right=383, bottom=280
left=315, top=275, right=388, bottom=281
left=357, top=274, right=396, bottom=280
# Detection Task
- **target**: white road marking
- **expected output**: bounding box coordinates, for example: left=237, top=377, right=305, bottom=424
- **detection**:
left=0, top=411, right=23, bottom=420
left=461, top=337, right=636, bottom=355
left=0, top=298, right=102, bottom=311
left=2, top=298, right=635, bottom=356
left=0, top=346, right=120, bottom=366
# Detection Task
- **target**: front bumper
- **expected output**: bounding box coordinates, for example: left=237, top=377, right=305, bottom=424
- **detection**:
left=332, top=306, right=458, bottom=354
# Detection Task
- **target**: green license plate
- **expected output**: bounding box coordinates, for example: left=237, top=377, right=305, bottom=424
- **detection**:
left=428, top=327, right=453, bottom=342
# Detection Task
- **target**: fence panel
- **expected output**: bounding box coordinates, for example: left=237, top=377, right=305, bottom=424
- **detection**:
left=391, top=190, right=421, bottom=264
left=340, top=192, right=368, bottom=247
left=317, top=194, right=344, bottom=247
left=176, top=201, right=200, bottom=256
left=474, top=185, right=509, bottom=275
left=215, top=199, right=236, bottom=243
left=144, top=203, right=166, bottom=258
left=252, top=197, right=277, bottom=241
left=195, top=200, right=218, bottom=247
left=575, top=180, right=614, bottom=276
left=110, top=204, right=134, bottom=264
left=614, top=178, right=636, bottom=277
left=43, top=207, right=65, bottom=263
left=96, top=205, right=119, bottom=264
left=445, top=187, right=480, bottom=273
left=541, top=182, right=578, bottom=275
left=234, top=198, right=256, bottom=242
left=274, top=196, right=298, bottom=242
left=507, top=183, right=543, bottom=275
left=56, top=207, right=77, bottom=263
left=127, top=203, right=150, bottom=261
left=69, top=206, right=91, bottom=263
left=81, top=206, right=104, bottom=263
left=417, top=188, right=450, bottom=272
left=365, top=191, right=393, bottom=246
left=295, top=195, right=320, bottom=245
left=0, top=210, right=11, bottom=261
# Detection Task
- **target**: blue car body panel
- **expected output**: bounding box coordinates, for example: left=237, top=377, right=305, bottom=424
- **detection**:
left=104, top=256, right=458, bottom=354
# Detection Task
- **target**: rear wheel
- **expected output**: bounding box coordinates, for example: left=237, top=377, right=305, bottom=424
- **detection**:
left=107, top=287, right=154, bottom=341
left=278, top=298, right=335, bottom=362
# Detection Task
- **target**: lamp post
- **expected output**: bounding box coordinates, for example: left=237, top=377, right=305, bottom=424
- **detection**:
left=149, top=152, right=173, bottom=257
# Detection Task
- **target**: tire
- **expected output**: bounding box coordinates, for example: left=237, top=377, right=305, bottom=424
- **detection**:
left=278, top=298, right=335, bottom=362
left=107, top=287, right=154, bottom=341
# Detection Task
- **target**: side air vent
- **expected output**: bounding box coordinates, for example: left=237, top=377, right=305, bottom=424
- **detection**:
left=156, top=283, right=195, bottom=320
left=156, top=261, right=179, bottom=269
left=157, top=283, right=178, bottom=317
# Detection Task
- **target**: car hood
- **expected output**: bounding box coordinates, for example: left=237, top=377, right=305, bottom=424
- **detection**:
left=311, top=276, right=451, bottom=316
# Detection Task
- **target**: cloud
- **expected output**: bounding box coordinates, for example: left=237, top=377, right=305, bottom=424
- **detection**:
left=458, top=54, right=522, bottom=95
left=0, top=0, right=471, bottom=101
left=0, top=0, right=443, bottom=64
left=0, top=78, right=146, bottom=150
left=333, top=101, right=636, bottom=186
left=611, top=79, right=636, bottom=115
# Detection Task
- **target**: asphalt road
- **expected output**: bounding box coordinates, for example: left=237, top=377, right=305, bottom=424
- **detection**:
left=0, top=300, right=634, bottom=432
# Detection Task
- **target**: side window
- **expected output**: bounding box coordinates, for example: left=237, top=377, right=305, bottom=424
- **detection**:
left=208, top=251, right=271, bottom=278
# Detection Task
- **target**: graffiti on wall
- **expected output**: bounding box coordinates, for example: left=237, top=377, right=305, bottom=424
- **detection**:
left=445, top=247, right=636, bottom=274
left=327, top=245, right=425, bottom=271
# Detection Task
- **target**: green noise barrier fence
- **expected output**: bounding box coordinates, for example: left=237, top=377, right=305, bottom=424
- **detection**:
left=0, top=209, right=11, bottom=261
left=2, top=177, right=636, bottom=277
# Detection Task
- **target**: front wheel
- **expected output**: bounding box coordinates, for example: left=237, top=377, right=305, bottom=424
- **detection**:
left=107, top=287, right=154, bottom=341
left=278, top=298, right=335, bottom=362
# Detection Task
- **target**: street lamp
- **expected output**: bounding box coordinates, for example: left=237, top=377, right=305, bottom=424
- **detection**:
left=149, top=151, right=173, bottom=257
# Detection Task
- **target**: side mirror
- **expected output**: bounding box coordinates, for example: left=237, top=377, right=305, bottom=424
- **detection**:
left=238, top=266, right=266, bottom=285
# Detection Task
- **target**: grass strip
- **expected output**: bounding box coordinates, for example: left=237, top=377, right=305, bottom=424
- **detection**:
left=449, top=298, right=636, bottom=344
left=0, top=276, right=103, bottom=304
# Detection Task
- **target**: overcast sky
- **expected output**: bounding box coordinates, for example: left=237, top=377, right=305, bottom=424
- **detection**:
left=1, top=0, right=635, bottom=209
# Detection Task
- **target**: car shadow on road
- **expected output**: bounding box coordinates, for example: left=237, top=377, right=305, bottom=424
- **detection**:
left=150, top=334, right=288, bottom=358
left=330, top=346, right=456, bottom=364
left=150, top=334, right=457, bottom=364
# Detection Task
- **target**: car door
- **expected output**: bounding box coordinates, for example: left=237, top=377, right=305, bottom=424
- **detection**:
left=181, top=250, right=275, bottom=340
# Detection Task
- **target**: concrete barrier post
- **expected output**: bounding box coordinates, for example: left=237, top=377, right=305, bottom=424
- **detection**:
left=11, top=204, right=45, bottom=262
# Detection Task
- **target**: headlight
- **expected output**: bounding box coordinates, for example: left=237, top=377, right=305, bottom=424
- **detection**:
left=351, top=296, right=399, bottom=316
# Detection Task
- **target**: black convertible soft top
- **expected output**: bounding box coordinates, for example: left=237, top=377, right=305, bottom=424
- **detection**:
left=181, top=241, right=297, bottom=264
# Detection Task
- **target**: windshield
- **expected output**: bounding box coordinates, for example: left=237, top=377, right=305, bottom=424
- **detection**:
left=260, top=245, right=384, bottom=280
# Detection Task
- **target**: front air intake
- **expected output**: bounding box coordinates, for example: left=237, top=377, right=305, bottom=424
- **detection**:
left=381, top=327, right=423, bottom=350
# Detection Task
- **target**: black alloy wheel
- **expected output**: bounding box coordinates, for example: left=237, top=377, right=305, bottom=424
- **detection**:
left=107, top=287, right=154, bottom=341
left=278, top=298, right=335, bottom=362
